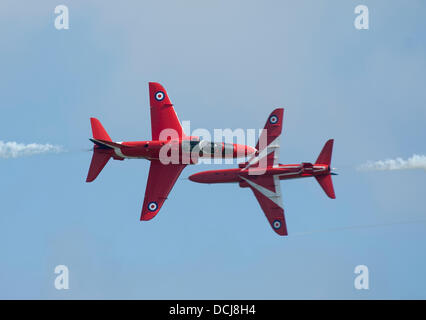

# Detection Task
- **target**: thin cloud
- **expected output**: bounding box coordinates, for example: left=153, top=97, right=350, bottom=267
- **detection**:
left=358, top=154, right=426, bottom=171
left=0, top=141, right=65, bottom=159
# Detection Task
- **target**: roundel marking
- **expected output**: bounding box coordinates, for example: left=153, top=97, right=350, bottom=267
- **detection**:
left=155, top=91, right=165, bottom=101
left=148, top=201, right=158, bottom=212
left=273, top=220, right=281, bottom=229
left=269, top=115, right=278, bottom=124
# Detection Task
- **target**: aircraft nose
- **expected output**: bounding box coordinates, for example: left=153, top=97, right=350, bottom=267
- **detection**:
left=246, top=145, right=257, bottom=156
left=188, top=173, right=202, bottom=183
left=234, top=144, right=257, bottom=158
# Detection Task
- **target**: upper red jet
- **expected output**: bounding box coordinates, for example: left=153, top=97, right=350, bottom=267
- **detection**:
left=86, top=82, right=256, bottom=220
left=189, top=108, right=336, bottom=236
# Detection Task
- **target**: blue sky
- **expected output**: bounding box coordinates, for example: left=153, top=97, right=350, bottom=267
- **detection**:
left=0, top=0, right=425, bottom=299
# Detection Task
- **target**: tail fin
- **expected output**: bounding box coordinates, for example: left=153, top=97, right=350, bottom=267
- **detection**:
left=90, top=118, right=112, bottom=141
left=86, top=149, right=111, bottom=182
left=316, top=139, right=333, bottom=165
left=86, top=118, right=112, bottom=182
left=315, top=175, right=335, bottom=199
left=314, top=139, right=336, bottom=199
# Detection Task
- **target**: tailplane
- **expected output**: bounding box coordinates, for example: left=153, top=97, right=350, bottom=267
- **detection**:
left=314, top=139, right=336, bottom=199
left=86, top=118, right=113, bottom=182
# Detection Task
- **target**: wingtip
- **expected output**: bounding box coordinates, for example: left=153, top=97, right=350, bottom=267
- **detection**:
left=90, top=117, right=99, bottom=125
left=86, top=174, right=95, bottom=183
left=140, top=211, right=158, bottom=221
left=148, top=82, right=165, bottom=90
left=275, top=229, right=288, bottom=236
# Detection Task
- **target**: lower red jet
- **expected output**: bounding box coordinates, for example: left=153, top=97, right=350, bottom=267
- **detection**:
left=189, top=108, right=336, bottom=236
left=86, top=82, right=256, bottom=220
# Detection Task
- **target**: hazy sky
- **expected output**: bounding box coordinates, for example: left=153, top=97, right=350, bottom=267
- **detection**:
left=0, top=0, right=425, bottom=299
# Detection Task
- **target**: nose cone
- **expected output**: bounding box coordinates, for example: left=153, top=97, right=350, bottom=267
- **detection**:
left=188, top=172, right=205, bottom=183
left=246, top=145, right=257, bottom=156
left=234, top=144, right=257, bottom=158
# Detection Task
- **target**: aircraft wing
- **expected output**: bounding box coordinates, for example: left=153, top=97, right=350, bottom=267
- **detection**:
left=245, top=108, right=284, bottom=169
left=149, top=82, right=186, bottom=140
left=140, top=160, right=186, bottom=221
left=240, top=175, right=288, bottom=236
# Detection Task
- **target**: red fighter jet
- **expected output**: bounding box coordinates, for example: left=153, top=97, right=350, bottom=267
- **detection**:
left=86, top=82, right=256, bottom=220
left=189, top=108, right=336, bottom=236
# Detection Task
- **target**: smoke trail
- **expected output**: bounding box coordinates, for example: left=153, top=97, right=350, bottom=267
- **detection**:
left=358, top=154, right=426, bottom=171
left=0, top=141, right=65, bottom=159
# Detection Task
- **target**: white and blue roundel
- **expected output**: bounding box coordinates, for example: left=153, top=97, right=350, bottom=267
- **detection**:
left=147, top=201, right=158, bottom=212
left=155, top=91, right=165, bottom=101
left=273, top=220, right=281, bottom=229
left=269, top=115, right=278, bottom=124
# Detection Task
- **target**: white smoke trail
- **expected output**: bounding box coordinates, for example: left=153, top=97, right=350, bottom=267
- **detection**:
left=0, top=141, right=65, bottom=159
left=358, top=154, right=426, bottom=171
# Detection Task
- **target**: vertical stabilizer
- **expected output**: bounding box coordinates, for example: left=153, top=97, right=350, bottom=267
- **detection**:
left=86, top=118, right=113, bottom=182
left=86, top=149, right=111, bottom=182
left=314, top=139, right=336, bottom=199
left=316, top=139, right=333, bottom=165
left=90, top=118, right=112, bottom=141
left=315, top=175, right=336, bottom=199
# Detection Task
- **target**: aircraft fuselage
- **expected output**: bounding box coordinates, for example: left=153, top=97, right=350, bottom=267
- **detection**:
left=91, top=138, right=256, bottom=163
left=188, top=163, right=331, bottom=184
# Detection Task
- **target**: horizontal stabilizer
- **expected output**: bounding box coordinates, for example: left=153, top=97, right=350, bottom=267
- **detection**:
left=89, top=138, right=123, bottom=149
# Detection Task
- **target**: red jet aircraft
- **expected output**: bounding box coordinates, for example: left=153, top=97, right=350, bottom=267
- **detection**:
left=86, top=82, right=256, bottom=220
left=189, top=108, right=336, bottom=236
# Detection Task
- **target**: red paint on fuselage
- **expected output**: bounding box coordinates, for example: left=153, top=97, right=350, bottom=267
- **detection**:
left=102, top=139, right=256, bottom=162
left=188, top=164, right=331, bottom=184
left=119, top=140, right=168, bottom=159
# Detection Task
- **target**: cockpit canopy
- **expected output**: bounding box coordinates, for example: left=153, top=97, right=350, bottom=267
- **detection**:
left=181, top=139, right=235, bottom=157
